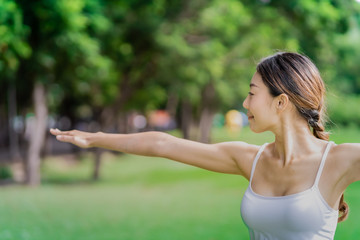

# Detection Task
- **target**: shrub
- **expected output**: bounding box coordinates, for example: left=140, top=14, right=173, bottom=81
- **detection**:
left=0, top=166, right=13, bottom=180
left=327, top=94, right=360, bottom=127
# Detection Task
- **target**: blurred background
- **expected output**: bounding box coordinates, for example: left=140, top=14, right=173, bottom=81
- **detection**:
left=1, top=0, right=360, bottom=239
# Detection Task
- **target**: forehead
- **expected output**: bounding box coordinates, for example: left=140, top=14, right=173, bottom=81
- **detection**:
left=250, top=72, right=265, bottom=88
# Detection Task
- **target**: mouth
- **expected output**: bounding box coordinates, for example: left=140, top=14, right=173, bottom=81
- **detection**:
left=247, top=114, right=254, bottom=120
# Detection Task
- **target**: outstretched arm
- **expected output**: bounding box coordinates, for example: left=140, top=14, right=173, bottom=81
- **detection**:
left=50, top=129, right=256, bottom=176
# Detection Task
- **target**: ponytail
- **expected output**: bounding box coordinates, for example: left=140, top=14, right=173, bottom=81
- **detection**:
left=338, top=193, right=349, bottom=222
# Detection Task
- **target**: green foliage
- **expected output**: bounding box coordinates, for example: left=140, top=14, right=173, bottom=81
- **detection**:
left=0, top=166, right=12, bottom=179
left=155, top=0, right=358, bottom=115
left=96, top=0, right=173, bottom=113
left=327, top=93, right=360, bottom=127
left=1, top=0, right=360, bottom=128
left=15, top=0, right=115, bottom=116
left=331, top=16, right=360, bottom=95
left=0, top=0, right=30, bottom=74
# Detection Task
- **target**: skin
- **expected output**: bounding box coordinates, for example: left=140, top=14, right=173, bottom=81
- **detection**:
left=50, top=72, right=360, bottom=210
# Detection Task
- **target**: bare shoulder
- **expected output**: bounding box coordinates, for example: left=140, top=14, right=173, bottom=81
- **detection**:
left=331, top=142, right=360, bottom=161
left=216, top=141, right=263, bottom=180
left=330, top=142, right=360, bottom=183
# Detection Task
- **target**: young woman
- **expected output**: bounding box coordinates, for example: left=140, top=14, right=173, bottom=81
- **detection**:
left=50, top=52, right=360, bottom=239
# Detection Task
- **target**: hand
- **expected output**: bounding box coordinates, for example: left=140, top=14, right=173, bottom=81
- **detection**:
left=50, top=128, right=96, bottom=148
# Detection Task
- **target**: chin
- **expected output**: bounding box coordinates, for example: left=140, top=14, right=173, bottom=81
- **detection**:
left=249, top=124, right=266, bottom=134
left=249, top=126, right=260, bottom=133
left=251, top=129, right=265, bottom=134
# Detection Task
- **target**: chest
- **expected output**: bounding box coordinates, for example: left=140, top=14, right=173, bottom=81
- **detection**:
left=241, top=187, right=338, bottom=238
left=251, top=156, right=322, bottom=197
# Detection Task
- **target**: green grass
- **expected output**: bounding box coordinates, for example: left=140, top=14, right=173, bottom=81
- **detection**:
left=0, top=126, right=359, bottom=239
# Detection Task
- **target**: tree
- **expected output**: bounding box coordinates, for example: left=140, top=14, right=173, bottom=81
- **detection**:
left=154, top=0, right=360, bottom=142
left=16, top=0, right=112, bottom=185
left=155, top=0, right=300, bottom=142
left=0, top=0, right=30, bottom=162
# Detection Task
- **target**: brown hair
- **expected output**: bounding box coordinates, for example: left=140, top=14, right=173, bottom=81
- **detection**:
left=256, top=52, right=348, bottom=222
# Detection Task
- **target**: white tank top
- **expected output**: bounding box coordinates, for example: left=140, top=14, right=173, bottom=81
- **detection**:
left=241, top=141, right=338, bottom=240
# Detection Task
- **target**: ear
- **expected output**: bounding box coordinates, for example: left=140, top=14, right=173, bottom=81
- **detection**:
left=275, top=93, right=289, bottom=112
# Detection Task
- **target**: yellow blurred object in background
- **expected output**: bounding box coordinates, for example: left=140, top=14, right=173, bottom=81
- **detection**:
left=225, top=110, right=243, bottom=133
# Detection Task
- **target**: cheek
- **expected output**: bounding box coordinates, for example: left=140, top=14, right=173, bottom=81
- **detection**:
left=249, top=102, right=276, bottom=128
left=249, top=99, right=263, bottom=113
left=248, top=95, right=275, bottom=116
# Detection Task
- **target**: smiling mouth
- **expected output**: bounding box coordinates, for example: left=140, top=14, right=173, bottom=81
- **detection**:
left=247, top=115, right=254, bottom=120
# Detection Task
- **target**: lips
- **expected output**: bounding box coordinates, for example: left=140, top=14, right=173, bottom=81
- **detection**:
left=247, top=114, right=254, bottom=120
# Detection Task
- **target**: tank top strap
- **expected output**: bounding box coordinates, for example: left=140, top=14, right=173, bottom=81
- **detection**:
left=249, top=143, right=268, bottom=183
left=314, top=141, right=334, bottom=187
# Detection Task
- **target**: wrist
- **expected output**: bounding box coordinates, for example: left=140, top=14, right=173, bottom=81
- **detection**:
left=89, top=131, right=104, bottom=148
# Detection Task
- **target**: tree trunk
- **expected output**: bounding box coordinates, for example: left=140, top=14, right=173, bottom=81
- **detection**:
left=92, top=148, right=103, bottom=181
left=166, top=93, right=179, bottom=119
left=90, top=107, right=115, bottom=181
left=198, top=108, right=215, bottom=143
left=197, top=82, right=217, bottom=143
left=181, top=100, right=192, bottom=139
left=117, top=112, right=129, bottom=134
left=26, top=82, right=48, bottom=186
left=8, top=83, right=22, bottom=161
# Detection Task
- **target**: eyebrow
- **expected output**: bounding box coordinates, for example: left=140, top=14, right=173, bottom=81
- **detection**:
left=250, top=83, right=259, bottom=88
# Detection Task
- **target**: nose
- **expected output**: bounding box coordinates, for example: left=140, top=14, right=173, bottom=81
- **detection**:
left=243, top=95, right=249, bottom=110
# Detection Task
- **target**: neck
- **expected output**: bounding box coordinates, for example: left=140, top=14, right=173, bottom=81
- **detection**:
left=271, top=116, right=321, bottom=166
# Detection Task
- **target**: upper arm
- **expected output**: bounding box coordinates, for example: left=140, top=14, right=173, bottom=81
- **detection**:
left=336, top=143, right=360, bottom=184
left=157, top=133, right=259, bottom=177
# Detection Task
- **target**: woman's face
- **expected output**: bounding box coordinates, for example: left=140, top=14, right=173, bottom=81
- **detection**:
left=242, top=72, right=278, bottom=133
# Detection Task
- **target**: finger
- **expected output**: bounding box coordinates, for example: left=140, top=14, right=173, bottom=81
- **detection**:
left=50, top=128, right=74, bottom=136
left=50, top=128, right=61, bottom=135
left=56, top=135, right=75, bottom=143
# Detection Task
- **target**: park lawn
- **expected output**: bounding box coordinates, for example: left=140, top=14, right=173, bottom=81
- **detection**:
left=0, top=126, right=359, bottom=239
